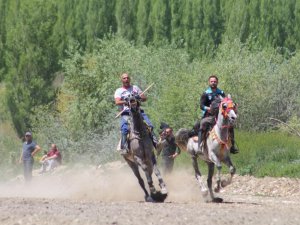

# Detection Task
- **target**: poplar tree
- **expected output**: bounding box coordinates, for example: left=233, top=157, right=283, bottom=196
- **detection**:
left=5, top=0, right=58, bottom=135
left=0, top=0, right=8, bottom=80
left=115, top=0, right=137, bottom=41
left=136, top=0, right=152, bottom=45
left=170, top=0, right=186, bottom=47
left=85, top=0, right=117, bottom=50
left=149, top=0, right=171, bottom=46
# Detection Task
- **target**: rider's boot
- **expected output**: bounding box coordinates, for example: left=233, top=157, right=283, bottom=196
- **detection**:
left=198, top=130, right=202, bottom=150
left=120, top=133, right=129, bottom=155
left=229, top=128, right=239, bottom=154
left=230, top=139, right=239, bottom=154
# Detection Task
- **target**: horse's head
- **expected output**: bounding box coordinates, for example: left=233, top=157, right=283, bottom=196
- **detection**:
left=219, top=96, right=237, bottom=124
left=124, top=93, right=141, bottom=113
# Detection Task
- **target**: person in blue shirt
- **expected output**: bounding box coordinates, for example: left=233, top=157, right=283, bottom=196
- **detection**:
left=19, top=132, right=41, bottom=182
left=198, top=75, right=239, bottom=154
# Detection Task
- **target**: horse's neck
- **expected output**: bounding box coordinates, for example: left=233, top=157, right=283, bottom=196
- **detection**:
left=131, top=111, right=147, bottom=136
left=214, top=112, right=229, bottom=142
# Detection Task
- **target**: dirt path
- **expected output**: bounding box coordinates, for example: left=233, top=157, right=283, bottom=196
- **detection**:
left=0, top=161, right=299, bottom=225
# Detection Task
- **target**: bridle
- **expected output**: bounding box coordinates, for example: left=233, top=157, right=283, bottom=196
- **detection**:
left=210, top=97, right=237, bottom=148
left=220, top=97, right=237, bottom=120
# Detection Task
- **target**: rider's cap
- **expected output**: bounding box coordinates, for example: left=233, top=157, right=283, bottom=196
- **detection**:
left=25, top=131, right=32, bottom=136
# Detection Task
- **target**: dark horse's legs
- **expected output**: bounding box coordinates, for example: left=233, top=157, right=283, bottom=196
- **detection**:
left=124, top=158, right=152, bottom=201
left=134, top=156, right=155, bottom=192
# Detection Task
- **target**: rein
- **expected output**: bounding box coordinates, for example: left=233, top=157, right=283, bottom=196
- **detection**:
left=210, top=127, right=230, bottom=150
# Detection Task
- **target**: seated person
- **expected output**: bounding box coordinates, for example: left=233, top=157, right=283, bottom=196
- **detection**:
left=40, top=144, right=62, bottom=173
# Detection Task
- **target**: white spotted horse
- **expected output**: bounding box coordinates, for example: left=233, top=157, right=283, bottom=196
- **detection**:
left=175, top=95, right=237, bottom=203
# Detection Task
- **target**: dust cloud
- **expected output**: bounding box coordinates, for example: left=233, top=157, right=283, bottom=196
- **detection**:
left=0, top=161, right=202, bottom=203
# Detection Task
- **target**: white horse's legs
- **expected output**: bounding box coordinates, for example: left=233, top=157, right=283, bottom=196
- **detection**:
left=196, top=174, right=208, bottom=196
left=192, top=156, right=208, bottom=197
left=207, top=162, right=215, bottom=202
left=214, top=165, right=222, bottom=193
left=206, top=162, right=223, bottom=203
left=220, top=156, right=236, bottom=188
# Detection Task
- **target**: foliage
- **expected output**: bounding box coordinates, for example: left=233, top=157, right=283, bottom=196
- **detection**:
left=30, top=104, right=119, bottom=165
left=2, top=0, right=300, bottom=135
left=4, top=0, right=59, bottom=136
left=233, top=131, right=300, bottom=177
left=1, top=0, right=300, bottom=179
left=170, top=130, right=300, bottom=178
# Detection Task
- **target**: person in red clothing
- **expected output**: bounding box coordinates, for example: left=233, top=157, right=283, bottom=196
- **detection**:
left=39, top=144, right=62, bottom=173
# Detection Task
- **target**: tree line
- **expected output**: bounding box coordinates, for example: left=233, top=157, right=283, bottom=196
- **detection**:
left=0, top=0, right=300, bottom=136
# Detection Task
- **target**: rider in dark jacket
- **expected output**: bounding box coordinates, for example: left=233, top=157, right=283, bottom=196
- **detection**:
left=197, top=75, right=239, bottom=154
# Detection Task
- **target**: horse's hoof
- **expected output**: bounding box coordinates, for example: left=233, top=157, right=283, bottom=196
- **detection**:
left=161, top=186, right=168, bottom=195
left=145, top=196, right=154, bottom=202
left=214, top=186, right=221, bottom=193
left=149, top=187, right=156, bottom=194
left=221, top=179, right=230, bottom=187
left=212, top=197, right=223, bottom=203
left=201, top=190, right=208, bottom=197
left=151, top=191, right=168, bottom=203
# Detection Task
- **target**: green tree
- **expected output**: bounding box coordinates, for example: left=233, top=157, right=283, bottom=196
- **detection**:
left=5, top=0, right=58, bottom=135
left=170, top=0, right=186, bottom=47
left=85, top=0, right=117, bottom=50
left=149, top=0, right=171, bottom=46
left=115, top=0, right=137, bottom=41
left=136, top=0, right=152, bottom=45
left=0, top=0, right=8, bottom=80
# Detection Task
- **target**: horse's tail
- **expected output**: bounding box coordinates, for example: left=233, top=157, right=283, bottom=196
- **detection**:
left=175, top=128, right=190, bottom=152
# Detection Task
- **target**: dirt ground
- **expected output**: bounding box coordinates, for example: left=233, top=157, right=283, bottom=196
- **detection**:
left=0, top=161, right=299, bottom=225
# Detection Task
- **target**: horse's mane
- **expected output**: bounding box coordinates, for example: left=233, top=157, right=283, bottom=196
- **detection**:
left=210, top=97, right=222, bottom=116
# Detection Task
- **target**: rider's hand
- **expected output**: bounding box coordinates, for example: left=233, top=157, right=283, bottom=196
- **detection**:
left=123, top=97, right=130, bottom=105
left=135, top=94, right=142, bottom=100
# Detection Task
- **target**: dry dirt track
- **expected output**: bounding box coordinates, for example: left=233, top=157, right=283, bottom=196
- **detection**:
left=0, top=161, right=299, bottom=225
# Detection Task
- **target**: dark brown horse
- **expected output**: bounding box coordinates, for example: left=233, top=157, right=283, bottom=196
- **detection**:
left=122, top=94, right=167, bottom=202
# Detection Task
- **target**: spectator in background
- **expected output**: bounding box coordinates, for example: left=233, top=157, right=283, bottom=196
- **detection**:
left=39, top=144, right=62, bottom=173
left=19, top=131, right=41, bottom=182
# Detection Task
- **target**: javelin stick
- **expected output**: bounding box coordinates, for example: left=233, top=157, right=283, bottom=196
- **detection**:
left=140, top=82, right=154, bottom=96
left=115, top=82, right=155, bottom=118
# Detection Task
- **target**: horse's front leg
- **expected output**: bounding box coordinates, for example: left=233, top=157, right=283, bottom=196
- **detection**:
left=191, top=155, right=208, bottom=197
left=206, top=162, right=215, bottom=202
left=207, top=147, right=222, bottom=193
left=207, top=162, right=223, bottom=203
left=124, top=158, right=150, bottom=201
left=214, top=164, right=222, bottom=193
left=134, top=156, right=155, bottom=199
left=221, top=155, right=236, bottom=188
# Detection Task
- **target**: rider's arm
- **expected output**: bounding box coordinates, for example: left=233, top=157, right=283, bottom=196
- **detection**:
left=115, top=98, right=126, bottom=106
left=139, top=93, right=147, bottom=102
left=200, top=93, right=210, bottom=111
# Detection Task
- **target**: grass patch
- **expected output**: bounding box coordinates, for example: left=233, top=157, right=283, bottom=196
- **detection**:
left=174, top=130, right=300, bottom=178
